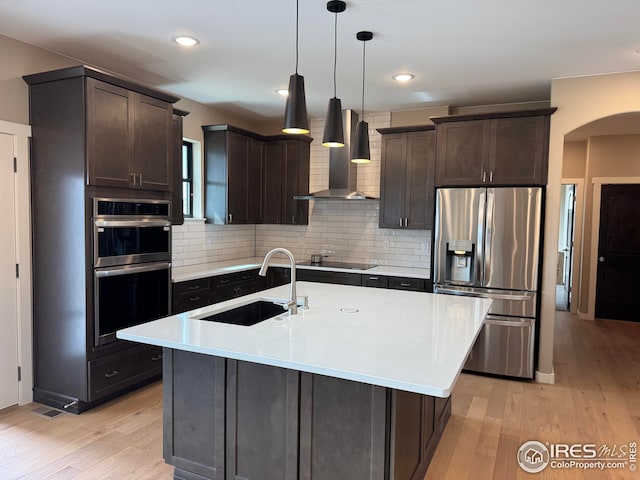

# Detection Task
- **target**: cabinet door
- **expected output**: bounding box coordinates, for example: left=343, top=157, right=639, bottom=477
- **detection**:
left=227, top=132, right=250, bottom=224
left=282, top=140, right=309, bottom=225
left=262, top=141, right=284, bottom=224
left=134, top=94, right=172, bottom=191
left=405, top=130, right=436, bottom=229
left=489, top=115, right=548, bottom=185
left=379, top=133, right=407, bottom=228
left=226, top=360, right=299, bottom=480
left=163, top=349, right=225, bottom=479
left=171, top=113, right=184, bottom=225
left=435, top=120, right=490, bottom=186
left=86, top=78, right=134, bottom=188
left=247, top=138, right=264, bottom=223
left=299, top=373, right=387, bottom=480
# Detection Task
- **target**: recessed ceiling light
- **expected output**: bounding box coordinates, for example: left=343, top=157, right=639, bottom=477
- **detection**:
left=173, top=36, right=199, bottom=47
left=393, top=73, right=414, bottom=82
left=276, top=89, right=289, bottom=97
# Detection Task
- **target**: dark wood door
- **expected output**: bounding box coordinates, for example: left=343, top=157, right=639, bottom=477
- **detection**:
left=435, top=120, right=490, bottom=186
left=86, top=78, right=133, bottom=188
left=171, top=113, right=184, bottom=225
left=282, top=140, right=309, bottom=225
left=405, top=130, right=436, bottom=229
left=489, top=115, right=548, bottom=185
left=134, top=93, right=172, bottom=191
left=262, top=140, right=284, bottom=224
left=227, top=132, right=250, bottom=223
left=379, top=133, right=406, bottom=228
left=595, top=184, right=640, bottom=321
left=247, top=138, right=263, bottom=223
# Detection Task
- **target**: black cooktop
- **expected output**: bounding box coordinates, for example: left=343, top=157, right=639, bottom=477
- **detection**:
left=297, top=260, right=378, bottom=270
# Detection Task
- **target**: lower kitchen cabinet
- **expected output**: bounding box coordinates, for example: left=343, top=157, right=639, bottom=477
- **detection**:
left=172, top=277, right=212, bottom=313
left=88, top=344, right=162, bottom=402
left=162, top=349, right=451, bottom=480
left=213, top=270, right=257, bottom=303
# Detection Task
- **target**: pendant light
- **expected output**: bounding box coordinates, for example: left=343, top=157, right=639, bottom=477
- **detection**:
left=352, top=31, right=373, bottom=163
left=283, top=0, right=309, bottom=134
left=322, top=0, right=346, bottom=147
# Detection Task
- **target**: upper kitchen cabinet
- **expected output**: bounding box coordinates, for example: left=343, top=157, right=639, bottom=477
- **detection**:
left=203, top=125, right=264, bottom=224
left=24, top=66, right=178, bottom=193
left=377, top=126, right=436, bottom=230
left=171, top=109, right=189, bottom=225
left=263, top=137, right=311, bottom=225
left=432, top=108, right=556, bottom=187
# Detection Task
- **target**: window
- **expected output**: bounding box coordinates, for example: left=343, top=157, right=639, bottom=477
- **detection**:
left=182, top=140, right=194, bottom=217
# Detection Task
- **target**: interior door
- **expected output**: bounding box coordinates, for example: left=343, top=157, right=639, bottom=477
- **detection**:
left=0, top=132, right=19, bottom=409
left=595, top=184, right=640, bottom=321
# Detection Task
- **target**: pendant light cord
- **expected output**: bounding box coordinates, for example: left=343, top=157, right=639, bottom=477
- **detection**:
left=361, top=39, right=366, bottom=115
left=333, top=11, right=338, bottom=98
left=295, top=0, right=300, bottom=74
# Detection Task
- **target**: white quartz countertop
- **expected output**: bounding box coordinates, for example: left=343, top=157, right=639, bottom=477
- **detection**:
left=118, top=282, right=491, bottom=397
left=172, top=257, right=429, bottom=283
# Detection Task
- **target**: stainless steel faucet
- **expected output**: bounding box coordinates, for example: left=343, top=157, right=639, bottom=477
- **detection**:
left=259, top=248, right=298, bottom=315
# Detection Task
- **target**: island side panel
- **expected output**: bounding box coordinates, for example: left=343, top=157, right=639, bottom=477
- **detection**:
left=163, top=349, right=226, bottom=479
left=298, top=373, right=389, bottom=480
left=225, top=360, right=299, bottom=480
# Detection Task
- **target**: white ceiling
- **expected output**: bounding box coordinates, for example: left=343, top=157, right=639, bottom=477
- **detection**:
left=1, top=0, right=640, bottom=123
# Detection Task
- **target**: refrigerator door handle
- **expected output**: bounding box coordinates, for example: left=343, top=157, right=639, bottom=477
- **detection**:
left=484, top=189, right=494, bottom=285
left=476, top=190, right=486, bottom=285
left=484, top=317, right=534, bottom=327
left=435, top=286, right=533, bottom=302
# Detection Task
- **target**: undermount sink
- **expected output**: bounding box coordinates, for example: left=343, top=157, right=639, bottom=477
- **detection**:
left=196, top=300, right=287, bottom=326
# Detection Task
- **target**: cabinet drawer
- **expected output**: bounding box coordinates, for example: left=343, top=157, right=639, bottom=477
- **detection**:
left=361, top=274, right=389, bottom=288
left=173, top=278, right=211, bottom=296
left=88, top=345, right=162, bottom=402
left=173, top=291, right=212, bottom=314
left=388, top=277, right=426, bottom=292
left=214, top=283, right=256, bottom=303
left=297, top=269, right=362, bottom=285
left=213, top=270, right=256, bottom=288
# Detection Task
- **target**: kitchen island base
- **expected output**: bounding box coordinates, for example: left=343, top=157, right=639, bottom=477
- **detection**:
left=163, top=348, right=450, bottom=480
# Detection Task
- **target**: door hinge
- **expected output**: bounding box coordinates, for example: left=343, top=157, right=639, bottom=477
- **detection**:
left=17, top=366, right=21, bottom=382
left=15, top=264, right=19, bottom=278
left=13, top=157, right=17, bottom=173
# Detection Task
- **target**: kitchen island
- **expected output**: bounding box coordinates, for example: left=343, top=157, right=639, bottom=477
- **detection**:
left=118, top=282, right=491, bottom=480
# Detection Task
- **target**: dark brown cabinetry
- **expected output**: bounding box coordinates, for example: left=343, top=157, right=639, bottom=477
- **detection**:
left=432, top=109, right=555, bottom=187
left=86, top=77, right=173, bottom=191
left=162, top=349, right=451, bottom=480
left=263, top=138, right=311, bottom=225
left=24, top=66, right=179, bottom=413
left=171, top=109, right=189, bottom=225
left=378, top=126, right=436, bottom=230
left=203, top=125, right=311, bottom=225
left=203, top=126, right=263, bottom=224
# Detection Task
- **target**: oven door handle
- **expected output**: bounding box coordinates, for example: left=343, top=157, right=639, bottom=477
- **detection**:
left=95, top=261, right=171, bottom=278
left=94, top=219, right=171, bottom=228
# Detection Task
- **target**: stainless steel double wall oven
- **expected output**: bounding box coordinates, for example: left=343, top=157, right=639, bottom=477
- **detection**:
left=92, top=198, right=171, bottom=346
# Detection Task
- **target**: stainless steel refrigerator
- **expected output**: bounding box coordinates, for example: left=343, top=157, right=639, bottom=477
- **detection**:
left=433, top=187, right=542, bottom=378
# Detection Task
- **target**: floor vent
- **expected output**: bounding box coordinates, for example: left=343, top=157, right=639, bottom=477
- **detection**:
left=30, top=405, right=66, bottom=419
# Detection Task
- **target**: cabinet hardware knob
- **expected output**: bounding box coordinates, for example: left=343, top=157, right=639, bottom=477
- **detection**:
left=188, top=285, right=201, bottom=290
left=151, top=355, right=162, bottom=361
left=599, top=256, right=605, bottom=263
left=104, top=370, right=119, bottom=379
left=292, top=215, right=296, bottom=224
left=130, top=173, right=137, bottom=186
left=400, top=283, right=411, bottom=287
left=228, top=213, right=233, bottom=223
left=189, top=296, right=200, bottom=301
left=399, top=218, right=403, bottom=227
left=489, top=171, right=493, bottom=183
left=482, top=171, right=487, bottom=183
left=138, top=173, right=143, bottom=185
left=368, top=276, right=379, bottom=280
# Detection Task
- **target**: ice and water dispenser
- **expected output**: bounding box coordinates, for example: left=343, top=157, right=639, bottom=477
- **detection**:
left=445, top=239, right=475, bottom=284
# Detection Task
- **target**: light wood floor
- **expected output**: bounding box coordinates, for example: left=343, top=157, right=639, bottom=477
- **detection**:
left=1, top=311, right=639, bottom=479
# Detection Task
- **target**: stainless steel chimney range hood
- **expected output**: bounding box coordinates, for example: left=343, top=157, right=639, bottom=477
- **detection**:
left=294, top=110, right=378, bottom=200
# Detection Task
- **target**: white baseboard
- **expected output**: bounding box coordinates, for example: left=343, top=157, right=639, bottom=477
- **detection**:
left=535, top=370, right=556, bottom=384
